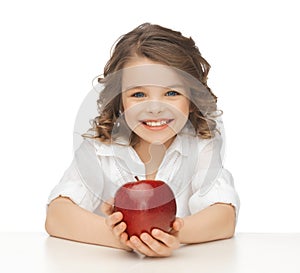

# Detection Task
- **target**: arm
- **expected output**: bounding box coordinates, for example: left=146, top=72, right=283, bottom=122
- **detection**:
left=180, top=137, right=238, bottom=243
left=123, top=203, right=235, bottom=257
left=179, top=203, right=236, bottom=244
left=45, top=196, right=130, bottom=250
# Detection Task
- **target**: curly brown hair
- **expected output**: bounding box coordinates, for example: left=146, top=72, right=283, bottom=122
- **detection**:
left=83, top=23, right=221, bottom=144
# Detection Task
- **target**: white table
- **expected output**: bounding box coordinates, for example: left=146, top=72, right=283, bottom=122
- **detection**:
left=0, top=232, right=299, bottom=273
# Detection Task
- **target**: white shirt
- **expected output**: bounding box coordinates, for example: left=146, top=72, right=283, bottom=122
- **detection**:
left=48, top=130, right=240, bottom=219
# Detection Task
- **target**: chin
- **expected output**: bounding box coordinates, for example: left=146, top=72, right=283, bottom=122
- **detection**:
left=142, top=136, right=176, bottom=148
left=135, top=129, right=176, bottom=145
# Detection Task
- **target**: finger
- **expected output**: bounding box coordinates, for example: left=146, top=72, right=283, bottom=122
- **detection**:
left=151, top=229, right=179, bottom=249
left=118, top=233, right=133, bottom=252
left=130, top=235, right=158, bottom=257
left=172, top=218, right=184, bottom=232
left=126, top=239, right=136, bottom=250
left=105, top=211, right=123, bottom=229
left=139, top=232, right=172, bottom=257
left=112, top=221, right=127, bottom=238
left=101, top=198, right=115, bottom=216
left=120, top=231, right=129, bottom=245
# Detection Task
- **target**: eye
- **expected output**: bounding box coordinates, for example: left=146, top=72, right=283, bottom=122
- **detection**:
left=132, top=92, right=145, bottom=98
left=166, top=90, right=180, bottom=96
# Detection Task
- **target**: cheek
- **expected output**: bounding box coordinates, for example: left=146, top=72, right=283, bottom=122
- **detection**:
left=123, top=104, right=143, bottom=130
left=177, top=101, right=190, bottom=118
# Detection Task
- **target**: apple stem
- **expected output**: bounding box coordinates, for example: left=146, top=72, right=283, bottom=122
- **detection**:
left=134, top=176, right=140, bottom=181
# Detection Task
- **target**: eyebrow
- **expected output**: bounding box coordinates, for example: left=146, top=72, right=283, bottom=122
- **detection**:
left=166, top=84, right=186, bottom=90
left=122, top=86, right=145, bottom=92
left=124, top=84, right=186, bottom=91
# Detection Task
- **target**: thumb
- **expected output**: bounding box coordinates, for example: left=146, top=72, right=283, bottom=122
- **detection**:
left=172, top=218, right=184, bottom=233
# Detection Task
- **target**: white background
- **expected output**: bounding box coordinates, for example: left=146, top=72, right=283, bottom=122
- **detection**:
left=0, top=0, right=299, bottom=232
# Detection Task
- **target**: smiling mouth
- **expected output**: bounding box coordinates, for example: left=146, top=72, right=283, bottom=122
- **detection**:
left=140, top=119, right=174, bottom=127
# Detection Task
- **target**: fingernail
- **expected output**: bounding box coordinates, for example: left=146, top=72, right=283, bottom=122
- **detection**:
left=152, top=229, right=159, bottom=236
left=141, top=233, right=148, bottom=241
left=114, top=213, right=121, bottom=220
left=131, top=237, right=138, bottom=243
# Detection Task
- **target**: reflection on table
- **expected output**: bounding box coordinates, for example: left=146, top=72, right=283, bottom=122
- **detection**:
left=0, top=232, right=299, bottom=273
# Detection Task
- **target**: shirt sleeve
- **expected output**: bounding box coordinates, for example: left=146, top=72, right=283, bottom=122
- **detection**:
left=47, top=140, right=104, bottom=212
left=188, top=137, right=240, bottom=218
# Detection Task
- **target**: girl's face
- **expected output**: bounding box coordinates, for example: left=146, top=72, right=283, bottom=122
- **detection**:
left=121, top=57, right=190, bottom=146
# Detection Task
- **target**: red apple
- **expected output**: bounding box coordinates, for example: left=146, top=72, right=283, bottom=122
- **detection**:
left=114, top=179, right=177, bottom=237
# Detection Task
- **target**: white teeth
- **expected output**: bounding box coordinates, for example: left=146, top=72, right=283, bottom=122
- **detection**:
left=145, top=120, right=168, bottom=127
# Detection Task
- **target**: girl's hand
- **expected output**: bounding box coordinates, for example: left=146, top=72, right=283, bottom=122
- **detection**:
left=126, top=218, right=184, bottom=257
left=101, top=199, right=132, bottom=251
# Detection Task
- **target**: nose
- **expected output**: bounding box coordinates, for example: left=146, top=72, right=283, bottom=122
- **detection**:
left=145, top=101, right=165, bottom=115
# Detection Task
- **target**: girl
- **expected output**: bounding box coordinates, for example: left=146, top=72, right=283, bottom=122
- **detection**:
left=45, top=23, right=240, bottom=257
